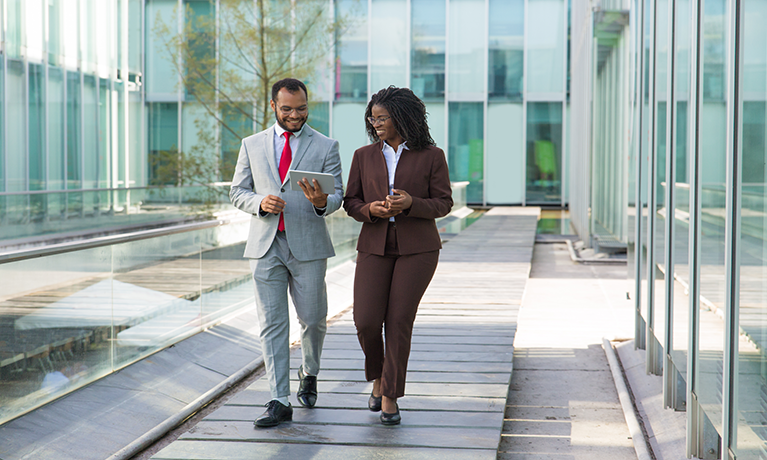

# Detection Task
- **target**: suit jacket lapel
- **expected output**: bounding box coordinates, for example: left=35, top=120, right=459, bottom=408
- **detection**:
left=374, top=141, right=391, bottom=197
left=262, top=126, right=280, bottom=185
left=289, top=126, right=314, bottom=180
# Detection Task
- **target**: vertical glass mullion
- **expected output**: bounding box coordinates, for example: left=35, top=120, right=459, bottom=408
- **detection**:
left=686, top=0, right=702, bottom=453
left=633, top=0, right=646, bottom=349
left=644, top=0, right=658, bottom=374
left=722, top=0, right=742, bottom=454
left=662, top=0, right=677, bottom=408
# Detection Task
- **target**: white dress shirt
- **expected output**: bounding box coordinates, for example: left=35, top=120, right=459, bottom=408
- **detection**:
left=382, top=140, right=408, bottom=221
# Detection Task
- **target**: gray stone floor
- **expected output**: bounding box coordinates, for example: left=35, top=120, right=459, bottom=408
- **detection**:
left=498, top=242, right=638, bottom=459
left=151, top=207, right=537, bottom=460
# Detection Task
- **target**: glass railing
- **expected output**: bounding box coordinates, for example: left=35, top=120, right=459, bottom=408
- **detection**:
left=0, top=210, right=362, bottom=426
left=0, top=182, right=470, bottom=425
left=0, top=185, right=233, bottom=246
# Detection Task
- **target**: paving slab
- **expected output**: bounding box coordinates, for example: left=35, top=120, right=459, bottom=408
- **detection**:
left=151, top=442, right=496, bottom=460
left=151, top=207, right=536, bottom=459
left=498, top=243, right=637, bottom=460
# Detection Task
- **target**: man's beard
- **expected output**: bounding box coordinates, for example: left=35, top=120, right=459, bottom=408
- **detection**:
left=275, top=111, right=307, bottom=133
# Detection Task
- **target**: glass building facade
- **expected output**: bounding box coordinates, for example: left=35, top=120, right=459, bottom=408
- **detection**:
left=571, top=0, right=767, bottom=456
left=0, top=0, right=572, bottom=214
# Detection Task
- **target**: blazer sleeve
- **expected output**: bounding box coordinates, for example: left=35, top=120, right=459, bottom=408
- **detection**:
left=343, top=150, right=377, bottom=223
left=229, top=139, right=266, bottom=215
left=404, top=148, right=453, bottom=219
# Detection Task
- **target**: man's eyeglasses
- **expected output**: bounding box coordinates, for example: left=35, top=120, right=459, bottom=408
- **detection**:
left=367, top=116, right=391, bottom=125
left=278, top=105, right=308, bottom=115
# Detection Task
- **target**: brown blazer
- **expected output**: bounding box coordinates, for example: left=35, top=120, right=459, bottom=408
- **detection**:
left=343, top=142, right=453, bottom=256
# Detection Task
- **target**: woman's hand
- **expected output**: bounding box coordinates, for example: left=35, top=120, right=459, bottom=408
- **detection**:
left=370, top=200, right=400, bottom=219
left=385, top=189, right=412, bottom=214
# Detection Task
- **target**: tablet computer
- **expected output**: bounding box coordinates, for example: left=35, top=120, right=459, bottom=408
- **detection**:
left=287, top=170, right=335, bottom=194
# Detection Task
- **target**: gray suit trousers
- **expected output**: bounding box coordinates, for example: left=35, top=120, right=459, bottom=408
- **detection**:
left=250, top=232, right=328, bottom=400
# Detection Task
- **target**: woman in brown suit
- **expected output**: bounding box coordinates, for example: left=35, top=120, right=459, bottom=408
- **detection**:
left=343, top=86, right=453, bottom=425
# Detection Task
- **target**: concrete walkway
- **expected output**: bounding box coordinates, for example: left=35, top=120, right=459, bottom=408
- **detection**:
left=150, top=207, right=537, bottom=459
left=498, top=241, right=637, bottom=459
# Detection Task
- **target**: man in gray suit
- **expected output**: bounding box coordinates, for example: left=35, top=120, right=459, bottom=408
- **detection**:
left=229, top=78, right=343, bottom=428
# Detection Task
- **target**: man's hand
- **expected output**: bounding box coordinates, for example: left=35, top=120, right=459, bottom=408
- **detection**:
left=298, top=178, right=329, bottom=208
left=370, top=200, right=400, bottom=219
left=385, top=189, right=412, bottom=214
left=260, top=195, right=286, bottom=214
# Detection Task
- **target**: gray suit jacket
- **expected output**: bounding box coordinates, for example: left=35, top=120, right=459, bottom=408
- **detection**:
left=229, top=124, right=343, bottom=261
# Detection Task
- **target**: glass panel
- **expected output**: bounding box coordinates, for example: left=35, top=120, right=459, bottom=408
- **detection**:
left=116, top=81, right=127, bottom=188
left=129, top=90, right=146, bottom=188
left=129, top=0, right=143, bottom=72
left=183, top=0, right=215, bottom=101
left=425, top=101, right=446, bottom=150
left=309, top=101, right=330, bottom=137
left=736, top=0, right=767, bottom=455
left=111, top=233, right=203, bottom=367
left=638, top=0, right=653, bottom=339
left=370, top=0, right=407, bottom=91
left=448, top=102, right=483, bottom=203
left=697, top=0, right=727, bottom=436
left=487, top=103, right=523, bottom=204
left=146, top=0, right=178, bottom=96
left=527, top=0, right=565, bottom=94
left=670, top=0, right=691, bottom=374
left=48, top=67, right=66, bottom=191
left=411, top=0, right=446, bottom=101
left=66, top=71, right=81, bottom=189
left=99, top=78, right=111, bottom=189
left=526, top=101, right=562, bottom=204
left=81, top=0, right=96, bottom=71
left=147, top=102, right=179, bottom=186
left=48, top=0, right=61, bottom=65
left=7, top=60, right=26, bottom=192
left=61, top=0, right=79, bottom=70
left=331, top=102, right=368, bottom=173
left=0, top=246, right=113, bottom=426
left=6, top=0, right=23, bottom=59
left=221, top=102, right=252, bottom=182
left=26, top=0, right=45, bottom=63
left=335, top=0, right=368, bottom=101
left=448, top=0, right=485, bottom=99
left=83, top=75, right=99, bottom=189
left=488, top=0, right=523, bottom=101
left=29, top=64, right=46, bottom=192
left=651, top=0, right=668, bottom=361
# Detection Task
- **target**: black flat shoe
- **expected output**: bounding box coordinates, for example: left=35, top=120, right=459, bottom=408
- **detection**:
left=380, top=402, right=401, bottom=425
left=368, top=391, right=382, bottom=412
left=254, top=400, right=293, bottom=428
left=297, top=365, right=318, bottom=408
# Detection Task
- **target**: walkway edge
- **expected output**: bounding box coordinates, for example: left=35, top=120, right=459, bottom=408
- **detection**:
left=104, top=355, right=263, bottom=460
left=602, top=338, right=653, bottom=460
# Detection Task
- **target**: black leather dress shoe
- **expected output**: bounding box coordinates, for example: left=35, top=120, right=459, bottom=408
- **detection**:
left=380, top=402, right=401, bottom=425
left=254, top=400, right=293, bottom=428
left=297, top=365, right=318, bottom=408
left=368, top=391, right=382, bottom=412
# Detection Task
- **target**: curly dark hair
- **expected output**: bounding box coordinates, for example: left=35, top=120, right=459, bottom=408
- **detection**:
left=271, top=78, right=308, bottom=101
left=365, top=86, right=435, bottom=151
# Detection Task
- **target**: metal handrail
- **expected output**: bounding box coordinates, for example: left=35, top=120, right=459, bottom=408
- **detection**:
left=0, top=182, right=232, bottom=197
left=0, top=213, right=250, bottom=264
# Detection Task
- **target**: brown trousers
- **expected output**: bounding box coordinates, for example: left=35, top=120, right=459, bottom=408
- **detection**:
left=353, top=222, right=439, bottom=398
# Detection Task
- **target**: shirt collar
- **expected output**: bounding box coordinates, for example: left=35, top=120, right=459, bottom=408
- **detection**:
left=274, top=122, right=305, bottom=139
left=382, top=140, right=409, bottom=153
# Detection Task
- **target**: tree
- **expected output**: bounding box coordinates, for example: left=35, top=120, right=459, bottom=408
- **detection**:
left=151, top=0, right=346, bottom=196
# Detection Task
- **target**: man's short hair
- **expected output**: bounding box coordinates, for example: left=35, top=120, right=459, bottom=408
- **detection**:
left=271, top=78, right=308, bottom=102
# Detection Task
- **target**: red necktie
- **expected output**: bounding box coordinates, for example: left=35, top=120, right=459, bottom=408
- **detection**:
left=278, top=131, right=292, bottom=231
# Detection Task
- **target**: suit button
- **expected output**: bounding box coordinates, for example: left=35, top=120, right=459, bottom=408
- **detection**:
left=281, top=188, right=285, bottom=192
